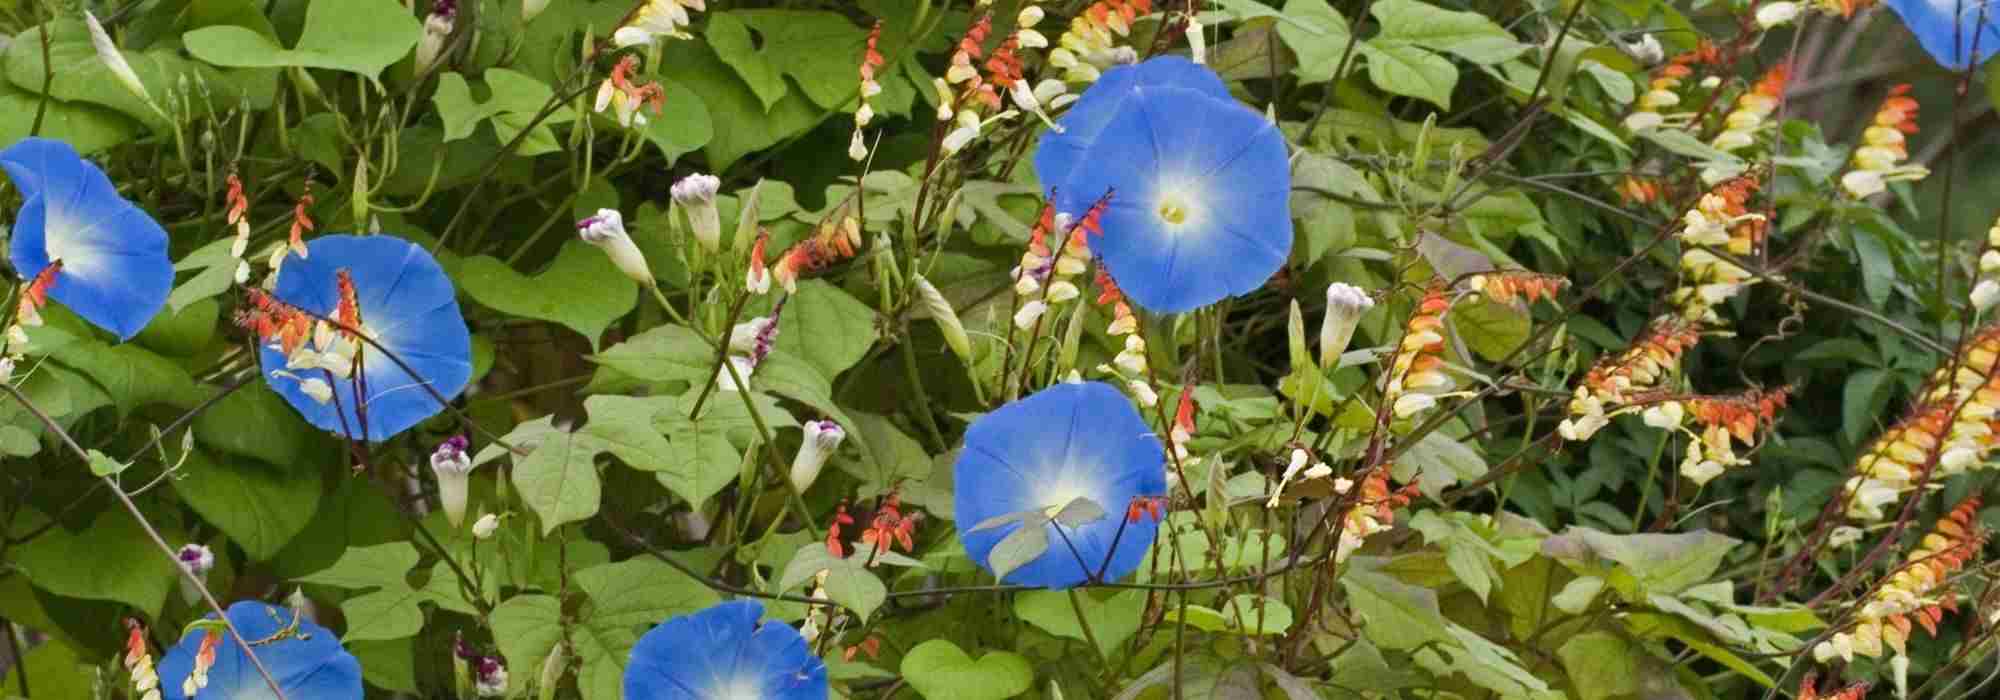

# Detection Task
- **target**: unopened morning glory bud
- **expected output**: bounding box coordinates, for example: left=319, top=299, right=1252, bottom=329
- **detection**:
left=431, top=435, right=474, bottom=527
left=913, top=274, right=973, bottom=363
left=1186, top=18, right=1207, bottom=64
left=1320, top=283, right=1374, bottom=370
left=671, top=174, right=724, bottom=252
left=416, top=0, right=457, bottom=77
left=790, top=420, right=846, bottom=491
left=538, top=642, right=569, bottom=700
left=84, top=12, right=158, bottom=115
left=577, top=208, right=656, bottom=287
left=176, top=544, right=214, bottom=606
left=471, top=513, right=500, bottom=539
left=287, top=587, right=318, bottom=623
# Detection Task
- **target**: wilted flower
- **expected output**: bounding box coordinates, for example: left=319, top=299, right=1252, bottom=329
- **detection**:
left=577, top=208, right=655, bottom=286
left=1320, top=283, right=1373, bottom=370
left=670, top=174, right=723, bottom=252
left=789, top=420, right=846, bottom=492
left=624, top=601, right=826, bottom=698
left=416, top=0, right=457, bottom=77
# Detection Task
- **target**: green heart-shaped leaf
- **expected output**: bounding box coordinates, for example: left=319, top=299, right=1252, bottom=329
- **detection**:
left=184, top=0, right=420, bottom=79
left=457, top=241, right=639, bottom=349
left=900, top=640, right=1032, bottom=700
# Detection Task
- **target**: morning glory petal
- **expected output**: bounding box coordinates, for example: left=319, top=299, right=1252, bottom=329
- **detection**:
left=1, top=137, right=173, bottom=340
left=257, top=234, right=472, bottom=441
left=1883, top=0, right=2000, bottom=69
left=1035, top=56, right=1232, bottom=190
left=1045, top=80, right=1293, bottom=313
left=158, top=601, right=363, bottom=700
left=954, top=382, right=1167, bottom=590
left=625, top=600, right=828, bottom=700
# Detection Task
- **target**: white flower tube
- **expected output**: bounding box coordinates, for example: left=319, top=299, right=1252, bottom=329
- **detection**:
left=671, top=174, right=724, bottom=252
left=790, top=420, right=846, bottom=491
left=1319, top=283, right=1374, bottom=370
left=577, top=209, right=656, bottom=287
left=431, top=436, right=474, bottom=527
left=415, top=3, right=457, bottom=77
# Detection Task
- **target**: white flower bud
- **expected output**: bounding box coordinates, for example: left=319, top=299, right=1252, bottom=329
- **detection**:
left=1018, top=5, right=1045, bottom=27
left=670, top=174, right=723, bottom=252
left=537, top=642, right=568, bottom=700
left=849, top=128, right=869, bottom=161
left=1755, top=2, right=1801, bottom=29
left=299, top=377, right=333, bottom=404
left=416, top=6, right=456, bottom=77
left=1014, top=300, right=1048, bottom=329
left=1319, top=283, right=1373, bottom=370
left=790, top=420, right=846, bottom=491
left=1392, top=393, right=1436, bottom=419
left=1128, top=380, right=1158, bottom=407
left=84, top=12, right=156, bottom=114
left=431, top=437, right=475, bottom=527
left=730, top=317, right=777, bottom=355
left=577, top=209, right=656, bottom=286
left=1185, top=18, right=1207, bottom=64
left=717, top=355, right=755, bottom=392
left=1642, top=401, right=1685, bottom=428
left=471, top=513, right=500, bottom=539
left=1972, top=279, right=2000, bottom=311
left=1827, top=525, right=1863, bottom=549
left=913, top=274, right=973, bottom=363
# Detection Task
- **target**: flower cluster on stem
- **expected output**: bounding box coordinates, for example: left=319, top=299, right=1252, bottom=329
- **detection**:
left=1049, top=0, right=1150, bottom=83
left=1671, top=176, right=1764, bottom=323
left=1844, top=323, right=2000, bottom=520
left=1972, top=216, right=2000, bottom=311
left=1559, top=316, right=1702, bottom=441
left=1383, top=284, right=1455, bottom=420
left=1710, top=64, right=1787, bottom=154
left=849, top=21, right=887, bottom=161
left=1840, top=85, right=1928, bottom=198
left=1814, top=498, right=1985, bottom=663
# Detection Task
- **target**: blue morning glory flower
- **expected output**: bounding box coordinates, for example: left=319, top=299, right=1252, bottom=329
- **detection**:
left=257, top=234, right=472, bottom=441
left=1883, top=0, right=2000, bottom=69
left=1034, top=56, right=1230, bottom=192
left=158, top=601, right=364, bottom=700
left=954, top=381, right=1167, bottom=589
left=624, top=600, right=828, bottom=700
left=1034, top=57, right=1292, bottom=313
left=1, top=137, right=173, bottom=340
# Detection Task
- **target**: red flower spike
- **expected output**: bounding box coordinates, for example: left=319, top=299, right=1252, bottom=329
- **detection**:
left=826, top=502, right=855, bottom=558
left=124, top=618, right=149, bottom=668
left=1125, top=495, right=1167, bottom=523
left=289, top=187, right=314, bottom=258
left=22, top=261, right=60, bottom=311
left=335, top=269, right=362, bottom=332
left=225, top=173, right=249, bottom=225
left=861, top=22, right=885, bottom=76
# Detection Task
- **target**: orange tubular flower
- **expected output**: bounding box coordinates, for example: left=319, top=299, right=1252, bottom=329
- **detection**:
left=1815, top=497, right=1986, bottom=662
left=1711, top=63, right=1789, bottom=152
left=1383, top=285, right=1454, bottom=421
left=745, top=228, right=772, bottom=294
left=1672, top=176, right=1764, bottom=322
left=1842, top=84, right=1928, bottom=198
left=16, top=261, right=60, bottom=329
left=124, top=618, right=162, bottom=700
left=859, top=492, right=920, bottom=560
left=1559, top=315, right=1702, bottom=442
left=1467, top=270, right=1568, bottom=306
left=225, top=173, right=249, bottom=228
left=1334, top=464, right=1418, bottom=563
left=593, top=55, right=667, bottom=128
left=288, top=188, right=314, bottom=258
left=825, top=502, right=855, bottom=558
left=772, top=216, right=862, bottom=294
left=1798, top=674, right=1869, bottom=700
left=849, top=21, right=887, bottom=160
left=239, top=288, right=314, bottom=355
left=1618, top=175, right=1660, bottom=205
